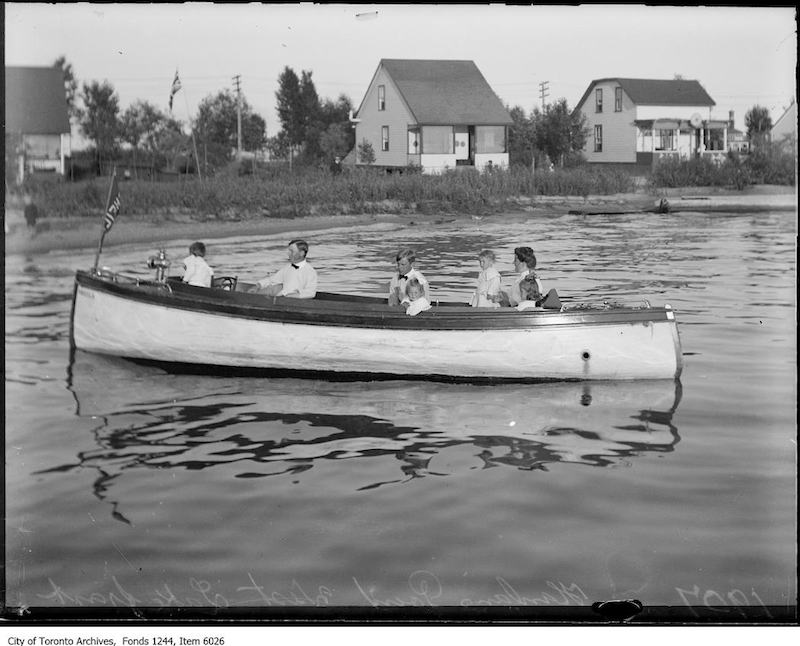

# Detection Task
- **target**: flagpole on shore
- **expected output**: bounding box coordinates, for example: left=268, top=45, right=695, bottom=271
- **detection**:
left=93, top=167, right=118, bottom=272
left=181, top=80, right=203, bottom=183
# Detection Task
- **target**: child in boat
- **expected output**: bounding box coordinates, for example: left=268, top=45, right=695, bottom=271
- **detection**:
left=182, top=241, right=214, bottom=287
left=403, top=278, right=432, bottom=316
left=515, top=274, right=543, bottom=311
left=470, top=249, right=501, bottom=307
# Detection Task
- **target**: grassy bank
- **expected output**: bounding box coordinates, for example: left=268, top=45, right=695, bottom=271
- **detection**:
left=15, top=151, right=795, bottom=222
left=18, top=165, right=637, bottom=220
left=649, top=146, right=796, bottom=190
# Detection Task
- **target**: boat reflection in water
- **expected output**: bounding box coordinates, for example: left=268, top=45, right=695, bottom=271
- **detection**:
left=65, top=351, right=682, bottom=521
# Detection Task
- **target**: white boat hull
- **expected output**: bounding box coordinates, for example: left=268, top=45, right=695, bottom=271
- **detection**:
left=72, top=276, right=682, bottom=381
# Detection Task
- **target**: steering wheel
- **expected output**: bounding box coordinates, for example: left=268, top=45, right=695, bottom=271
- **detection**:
left=213, top=276, right=238, bottom=291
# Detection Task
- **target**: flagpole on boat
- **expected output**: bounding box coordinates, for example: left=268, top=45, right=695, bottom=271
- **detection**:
left=93, top=166, right=117, bottom=273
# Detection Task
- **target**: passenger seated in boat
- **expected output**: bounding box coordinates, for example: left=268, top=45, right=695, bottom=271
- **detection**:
left=501, top=246, right=542, bottom=307
left=388, top=248, right=430, bottom=306
left=469, top=249, right=501, bottom=308
left=182, top=241, right=214, bottom=287
left=251, top=239, right=318, bottom=298
left=515, top=274, right=543, bottom=311
left=403, top=278, right=432, bottom=316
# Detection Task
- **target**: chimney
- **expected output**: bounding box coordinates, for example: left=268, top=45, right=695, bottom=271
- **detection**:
left=729, top=110, right=735, bottom=130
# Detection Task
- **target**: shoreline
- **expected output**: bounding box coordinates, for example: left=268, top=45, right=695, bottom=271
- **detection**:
left=5, top=186, right=796, bottom=257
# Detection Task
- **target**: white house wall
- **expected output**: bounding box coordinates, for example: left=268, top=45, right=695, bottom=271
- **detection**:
left=636, top=106, right=712, bottom=120
left=355, top=66, right=414, bottom=167
left=582, top=80, right=637, bottom=163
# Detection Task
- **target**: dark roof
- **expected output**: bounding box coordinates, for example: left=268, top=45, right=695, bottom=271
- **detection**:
left=576, top=78, right=715, bottom=111
left=5, top=66, right=71, bottom=134
left=379, top=59, right=512, bottom=125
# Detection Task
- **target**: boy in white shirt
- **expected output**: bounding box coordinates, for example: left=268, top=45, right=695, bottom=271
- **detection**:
left=389, top=248, right=430, bottom=306
left=182, top=241, right=214, bottom=287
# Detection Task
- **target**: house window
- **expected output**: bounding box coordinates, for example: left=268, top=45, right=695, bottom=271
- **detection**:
left=594, top=125, right=602, bottom=152
left=656, top=129, right=675, bottom=151
left=475, top=126, right=506, bottom=153
left=408, top=128, right=420, bottom=154
left=595, top=88, right=603, bottom=113
left=381, top=126, right=389, bottom=151
left=615, top=87, right=622, bottom=112
left=421, top=126, right=453, bottom=154
left=705, top=129, right=725, bottom=151
left=378, top=85, right=385, bottom=111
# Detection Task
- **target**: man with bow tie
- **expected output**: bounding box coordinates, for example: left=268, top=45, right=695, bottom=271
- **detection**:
left=388, top=248, right=430, bottom=306
left=252, top=239, right=318, bottom=298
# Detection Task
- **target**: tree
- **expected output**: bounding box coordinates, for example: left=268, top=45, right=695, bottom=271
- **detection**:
left=297, top=70, right=324, bottom=162
left=120, top=100, right=164, bottom=177
left=319, top=94, right=355, bottom=157
left=275, top=66, right=355, bottom=165
left=275, top=66, right=304, bottom=155
left=357, top=139, right=375, bottom=165
left=194, top=90, right=267, bottom=171
left=79, top=80, right=121, bottom=169
left=319, top=123, right=351, bottom=162
left=531, top=98, right=588, bottom=167
left=53, top=55, right=79, bottom=121
left=507, top=105, right=536, bottom=167
left=745, top=105, right=772, bottom=149
left=152, top=115, right=189, bottom=172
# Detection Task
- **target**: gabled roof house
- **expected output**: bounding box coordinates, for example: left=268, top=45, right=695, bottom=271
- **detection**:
left=350, top=59, right=512, bottom=173
left=574, top=77, right=732, bottom=167
left=5, top=66, right=72, bottom=181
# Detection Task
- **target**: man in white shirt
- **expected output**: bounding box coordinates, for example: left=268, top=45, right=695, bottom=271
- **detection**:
left=388, top=248, right=430, bottom=306
left=252, top=239, right=318, bottom=298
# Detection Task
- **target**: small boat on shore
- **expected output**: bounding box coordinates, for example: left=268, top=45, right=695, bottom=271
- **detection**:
left=70, top=251, right=683, bottom=382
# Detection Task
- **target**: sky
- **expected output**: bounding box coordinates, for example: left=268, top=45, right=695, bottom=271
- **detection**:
left=5, top=3, right=797, bottom=144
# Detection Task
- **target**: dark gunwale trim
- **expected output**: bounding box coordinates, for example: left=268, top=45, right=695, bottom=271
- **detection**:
left=75, top=271, right=675, bottom=331
left=124, top=357, right=603, bottom=384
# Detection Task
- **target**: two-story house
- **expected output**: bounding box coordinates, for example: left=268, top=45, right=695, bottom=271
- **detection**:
left=350, top=59, right=512, bottom=173
left=574, top=78, right=732, bottom=168
left=5, top=66, right=71, bottom=183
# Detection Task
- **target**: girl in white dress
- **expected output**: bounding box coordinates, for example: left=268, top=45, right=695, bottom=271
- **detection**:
left=469, top=250, right=501, bottom=307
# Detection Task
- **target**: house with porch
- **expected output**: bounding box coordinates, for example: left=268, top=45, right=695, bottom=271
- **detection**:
left=574, top=77, right=733, bottom=168
left=5, top=66, right=72, bottom=183
left=349, top=59, right=512, bottom=173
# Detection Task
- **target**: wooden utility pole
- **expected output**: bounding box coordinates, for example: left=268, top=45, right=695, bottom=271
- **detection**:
left=539, top=81, right=549, bottom=111
left=233, top=74, right=242, bottom=161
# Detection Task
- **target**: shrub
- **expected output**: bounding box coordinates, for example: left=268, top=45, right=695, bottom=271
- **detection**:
left=649, top=146, right=795, bottom=189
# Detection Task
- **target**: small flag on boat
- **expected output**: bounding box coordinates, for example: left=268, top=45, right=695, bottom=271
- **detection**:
left=104, top=173, right=121, bottom=231
left=169, top=70, right=182, bottom=112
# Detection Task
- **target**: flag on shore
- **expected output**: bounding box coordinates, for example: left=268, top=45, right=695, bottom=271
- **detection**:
left=104, top=173, right=121, bottom=232
left=169, top=70, right=182, bottom=112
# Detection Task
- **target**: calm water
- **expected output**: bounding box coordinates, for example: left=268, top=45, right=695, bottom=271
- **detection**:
left=4, top=208, right=796, bottom=615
